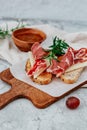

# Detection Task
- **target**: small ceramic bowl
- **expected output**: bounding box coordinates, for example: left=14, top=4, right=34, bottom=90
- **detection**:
left=12, top=28, right=46, bottom=52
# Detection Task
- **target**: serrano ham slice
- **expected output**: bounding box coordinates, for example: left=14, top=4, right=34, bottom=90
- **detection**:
left=31, top=42, right=46, bottom=60
left=47, top=47, right=75, bottom=77
left=28, top=43, right=49, bottom=78
left=47, top=47, right=87, bottom=77
left=74, top=48, right=87, bottom=63
left=27, top=59, right=50, bottom=78
left=28, top=42, right=87, bottom=78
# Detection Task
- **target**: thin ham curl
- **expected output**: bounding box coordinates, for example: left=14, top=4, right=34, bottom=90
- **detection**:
left=47, top=47, right=74, bottom=77
left=47, top=47, right=87, bottom=77
left=29, top=42, right=87, bottom=78
left=31, top=42, right=46, bottom=60
left=74, top=48, right=87, bottom=63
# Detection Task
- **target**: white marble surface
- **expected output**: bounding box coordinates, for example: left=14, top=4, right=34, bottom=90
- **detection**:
left=0, top=19, right=87, bottom=130
left=0, top=0, right=87, bottom=22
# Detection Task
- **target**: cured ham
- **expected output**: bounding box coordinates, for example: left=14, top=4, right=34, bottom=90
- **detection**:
left=31, top=42, right=46, bottom=60
left=47, top=47, right=75, bottom=77
left=27, top=42, right=87, bottom=78
left=47, top=47, right=87, bottom=77
left=27, top=59, right=50, bottom=78
left=74, top=48, right=87, bottom=63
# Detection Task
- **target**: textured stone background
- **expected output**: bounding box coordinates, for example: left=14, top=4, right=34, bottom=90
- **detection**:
left=0, top=1, right=87, bottom=130
left=0, top=0, right=87, bottom=22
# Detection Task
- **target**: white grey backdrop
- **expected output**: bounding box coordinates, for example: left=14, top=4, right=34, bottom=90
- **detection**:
left=0, top=0, right=87, bottom=21
left=1, top=1, right=87, bottom=130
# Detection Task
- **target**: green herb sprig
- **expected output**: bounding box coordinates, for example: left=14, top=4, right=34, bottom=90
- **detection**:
left=44, top=36, right=69, bottom=63
left=0, top=22, right=26, bottom=39
left=0, top=25, right=10, bottom=39
left=43, top=51, right=58, bottom=64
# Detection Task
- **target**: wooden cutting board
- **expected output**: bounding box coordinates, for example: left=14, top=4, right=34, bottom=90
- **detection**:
left=0, top=68, right=87, bottom=109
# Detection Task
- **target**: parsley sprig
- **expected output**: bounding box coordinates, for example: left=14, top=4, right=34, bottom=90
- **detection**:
left=0, top=22, right=26, bottom=39
left=44, top=36, right=69, bottom=63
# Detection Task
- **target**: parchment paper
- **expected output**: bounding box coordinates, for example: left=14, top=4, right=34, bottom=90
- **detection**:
left=0, top=22, right=87, bottom=96
left=10, top=59, right=87, bottom=97
left=10, top=38, right=87, bottom=97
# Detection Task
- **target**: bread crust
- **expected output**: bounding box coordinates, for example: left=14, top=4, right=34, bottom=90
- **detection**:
left=26, top=59, right=84, bottom=84
left=25, top=59, right=52, bottom=85
left=25, top=59, right=31, bottom=72
left=60, top=67, right=84, bottom=84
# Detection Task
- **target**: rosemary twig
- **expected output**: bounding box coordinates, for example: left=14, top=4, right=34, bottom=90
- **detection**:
left=43, top=51, right=59, bottom=64
left=43, top=36, right=69, bottom=63
left=0, top=22, right=26, bottom=39
left=10, top=21, right=25, bottom=32
left=49, top=36, right=69, bottom=56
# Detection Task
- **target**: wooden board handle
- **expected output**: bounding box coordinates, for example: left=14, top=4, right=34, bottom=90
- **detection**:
left=0, top=69, right=56, bottom=109
left=0, top=68, right=14, bottom=85
left=0, top=68, right=87, bottom=109
left=0, top=69, right=26, bottom=109
left=0, top=88, right=22, bottom=109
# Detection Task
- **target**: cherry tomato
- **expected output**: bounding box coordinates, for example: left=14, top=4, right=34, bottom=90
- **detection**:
left=66, top=96, right=80, bottom=109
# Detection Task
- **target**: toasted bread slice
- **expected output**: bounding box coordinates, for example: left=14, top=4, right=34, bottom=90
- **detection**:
left=26, top=59, right=84, bottom=84
left=25, top=59, right=52, bottom=85
left=32, top=72, right=52, bottom=85
left=25, top=59, right=31, bottom=72
left=60, top=67, right=84, bottom=84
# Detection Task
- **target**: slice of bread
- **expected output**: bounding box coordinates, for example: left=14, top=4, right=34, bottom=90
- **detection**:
left=32, top=72, right=52, bottom=85
left=25, top=59, right=52, bottom=85
left=26, top=59, right=84, bottom=84
left=60, top=67, right=84, bottom=84
left=25, top=58, right=31, bottom=72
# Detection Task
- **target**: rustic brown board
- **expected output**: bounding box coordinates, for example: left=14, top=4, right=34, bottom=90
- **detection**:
left=0, top=68, right=87, bottom=109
